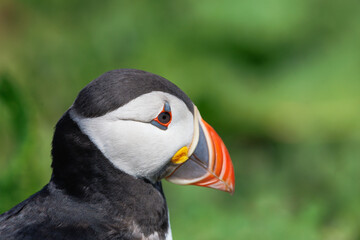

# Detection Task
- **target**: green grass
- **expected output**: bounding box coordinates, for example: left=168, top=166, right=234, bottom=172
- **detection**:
left=1, top=0, right=360, bottom=239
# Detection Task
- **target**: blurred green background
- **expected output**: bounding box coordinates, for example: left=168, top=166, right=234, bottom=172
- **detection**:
left=1, top=0, right=360, bottom=239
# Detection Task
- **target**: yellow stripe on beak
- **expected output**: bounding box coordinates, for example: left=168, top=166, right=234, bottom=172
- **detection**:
left=171, top=146, right=189, bottom=164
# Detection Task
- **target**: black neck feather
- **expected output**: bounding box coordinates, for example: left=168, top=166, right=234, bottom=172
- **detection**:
left=50, top=111, right=169, bottom=237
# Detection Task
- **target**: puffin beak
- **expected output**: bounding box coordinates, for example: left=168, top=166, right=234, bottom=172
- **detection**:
left=166, top=106, right=235, bottom=194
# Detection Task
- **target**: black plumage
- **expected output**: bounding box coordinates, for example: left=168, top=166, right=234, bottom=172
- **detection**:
left=0, top=69, right=185, bottom=239
left=74, top=69, right=193, bottom=118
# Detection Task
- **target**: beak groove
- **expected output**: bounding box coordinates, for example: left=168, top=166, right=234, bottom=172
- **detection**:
left=191, top=119, right=235, bottom=194
left=166, top=106, right=235, bottom=194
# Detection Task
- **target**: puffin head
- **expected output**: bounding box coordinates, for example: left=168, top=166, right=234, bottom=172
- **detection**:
left=68, top=69, right=234, bottom=193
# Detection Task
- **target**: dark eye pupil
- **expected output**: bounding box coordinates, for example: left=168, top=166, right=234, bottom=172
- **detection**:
left=158, top=112, right=171, bottom=124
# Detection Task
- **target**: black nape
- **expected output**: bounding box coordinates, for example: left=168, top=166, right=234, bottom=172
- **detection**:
left=73, top=69, right=194, bottom=118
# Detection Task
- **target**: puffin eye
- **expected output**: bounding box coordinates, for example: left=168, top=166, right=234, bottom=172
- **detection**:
left=158, top=112, right=171, bottom=124
left=151, top=102, right=172, bottom=130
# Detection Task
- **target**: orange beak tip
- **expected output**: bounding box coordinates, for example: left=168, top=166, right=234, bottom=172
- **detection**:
left=165, top=108, right=236, bottom=195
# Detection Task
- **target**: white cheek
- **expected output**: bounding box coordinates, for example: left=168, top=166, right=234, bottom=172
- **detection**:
left=69, top=93, right=194, bottom=179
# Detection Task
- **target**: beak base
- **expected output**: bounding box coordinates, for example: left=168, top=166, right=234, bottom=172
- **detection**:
left=166, top=109, right=235, bottom=194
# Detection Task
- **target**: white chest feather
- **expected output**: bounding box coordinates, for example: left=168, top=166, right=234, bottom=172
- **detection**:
left=130, top=220, right=173, bottom=240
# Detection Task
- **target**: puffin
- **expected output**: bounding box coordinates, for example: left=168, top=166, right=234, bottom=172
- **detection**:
left=0, top=69, right=235, bottom=240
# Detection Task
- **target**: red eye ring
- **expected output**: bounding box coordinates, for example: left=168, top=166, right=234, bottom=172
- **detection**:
left=154, top=108, right=172, bottom=127
left=151, top=102, right=172, bottom=130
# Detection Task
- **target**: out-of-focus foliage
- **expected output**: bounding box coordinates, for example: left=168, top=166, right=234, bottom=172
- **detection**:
left=1, top=0, right=360, bottom=239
